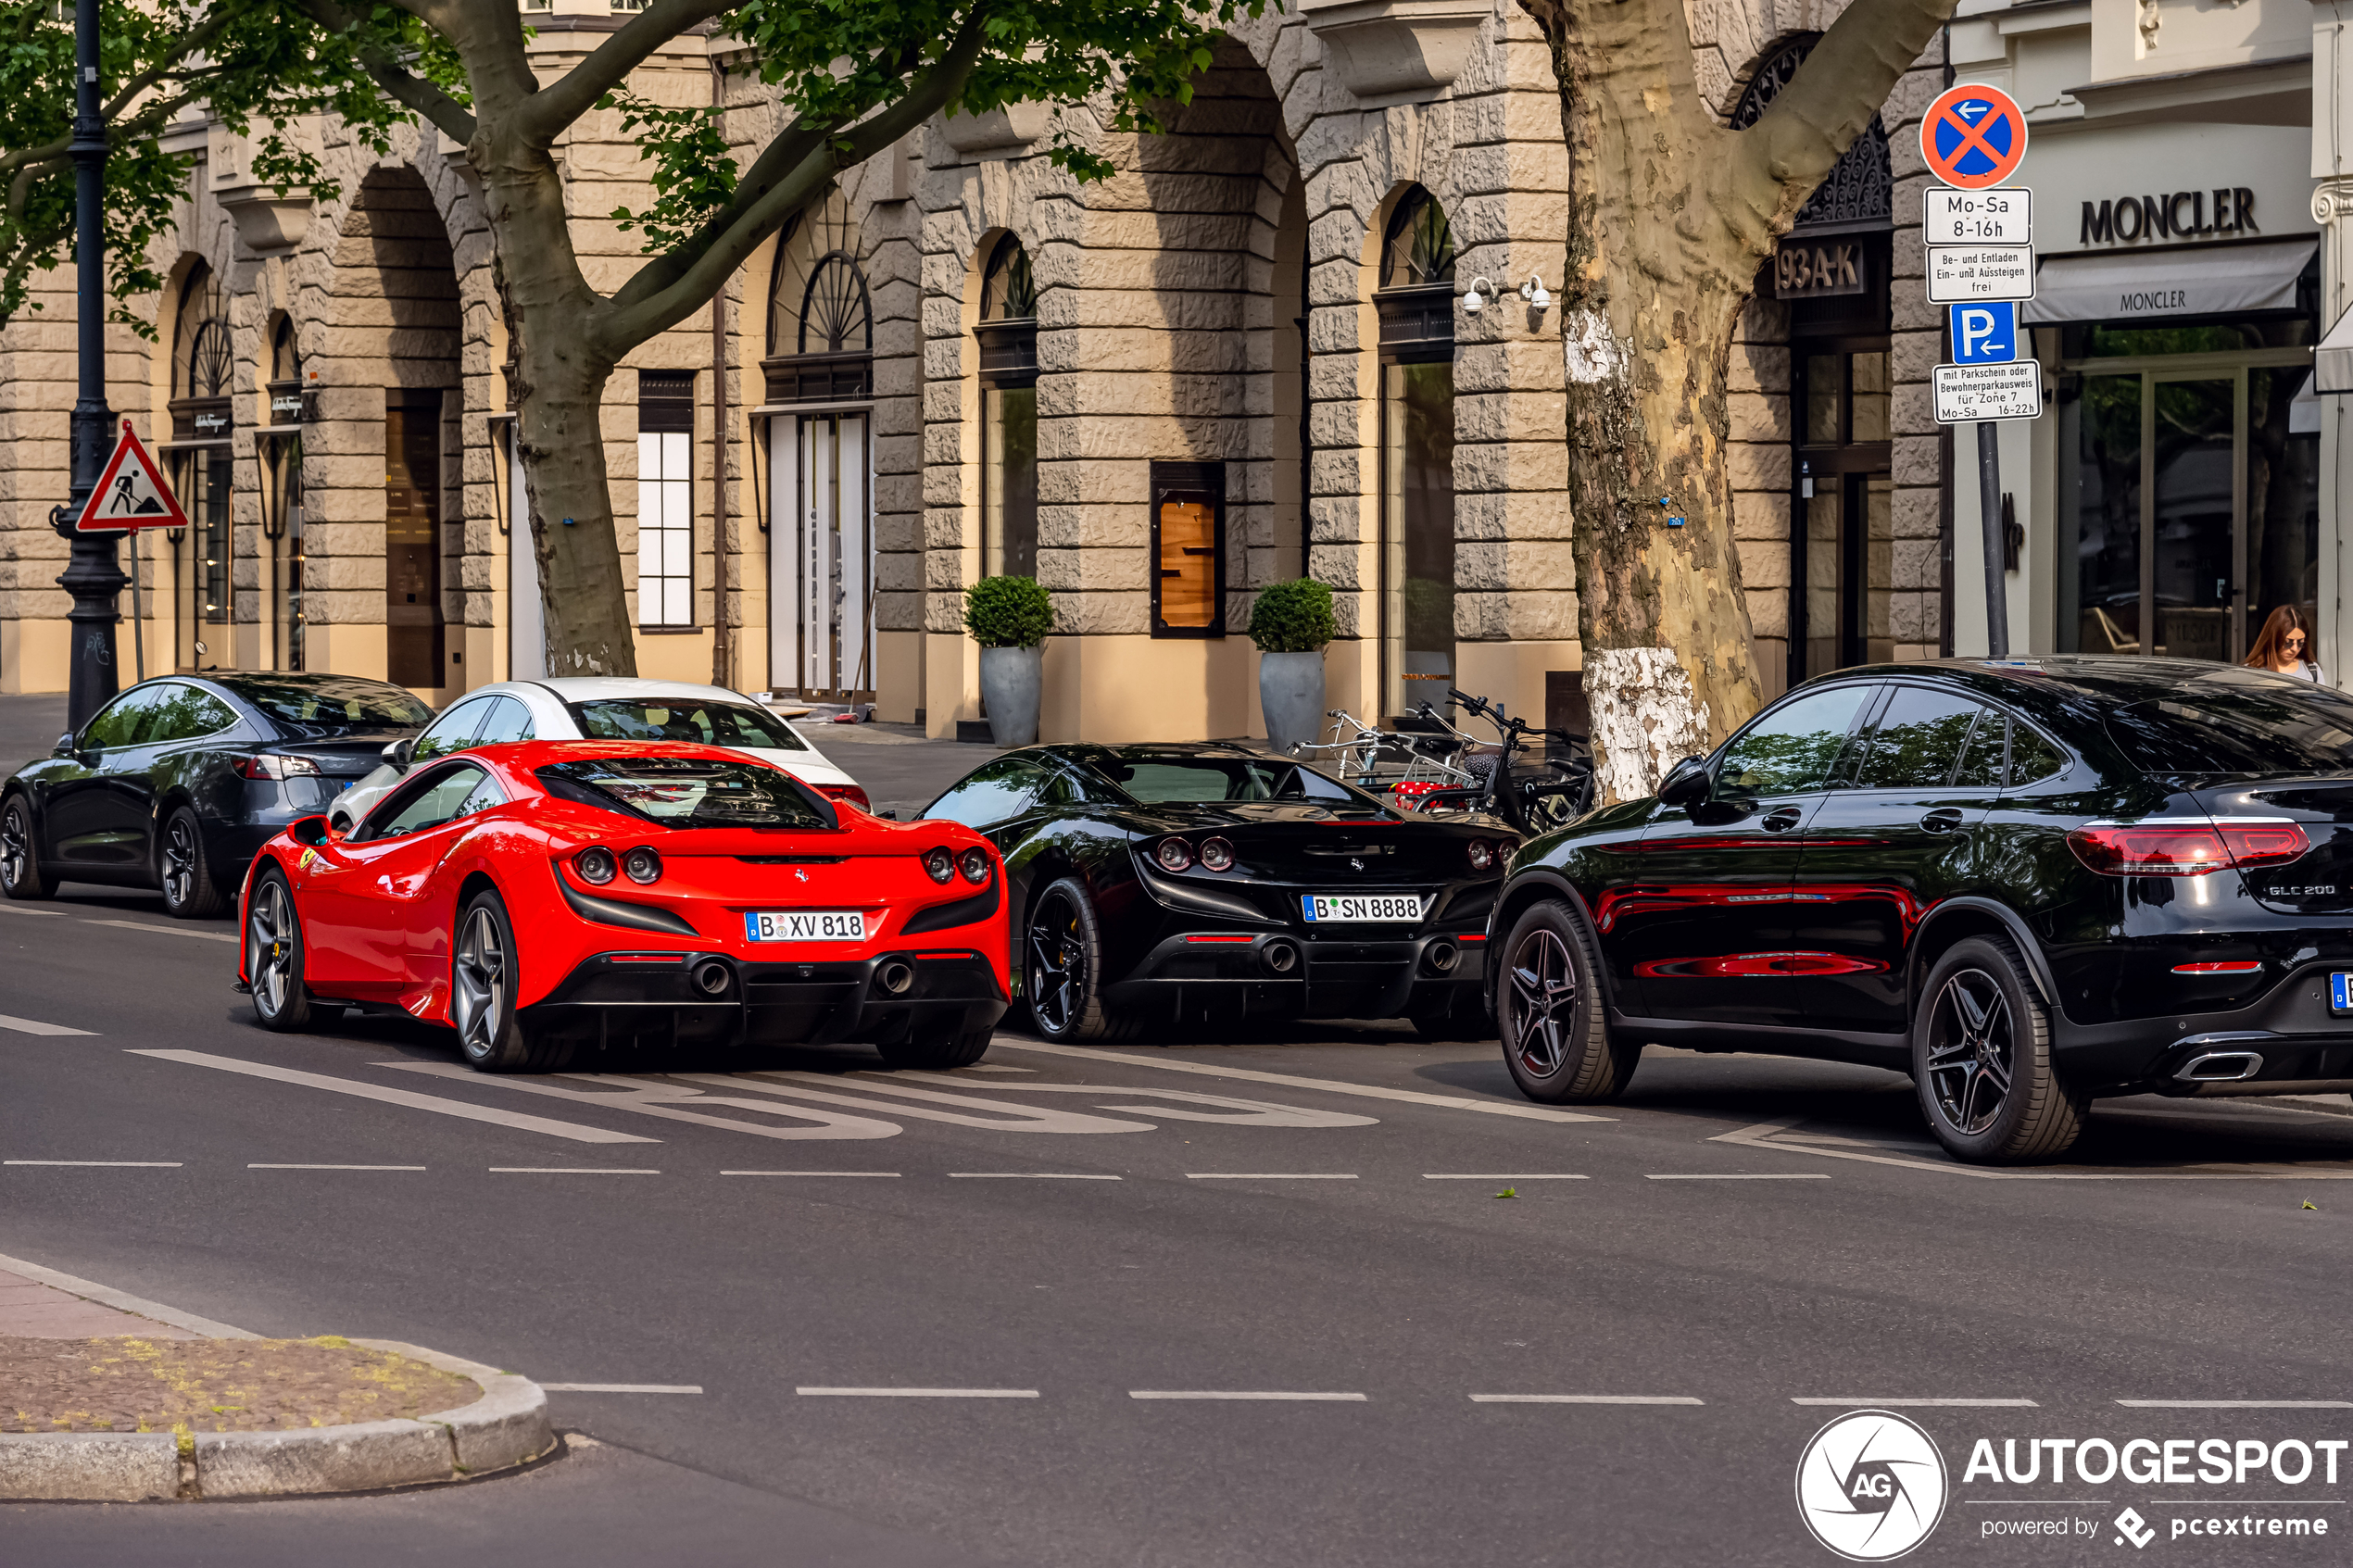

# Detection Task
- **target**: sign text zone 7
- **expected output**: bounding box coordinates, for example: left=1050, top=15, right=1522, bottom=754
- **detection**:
left=1925, top=187, right=2031, bottom=245
left=1932, top=360, right=2042, bottom=423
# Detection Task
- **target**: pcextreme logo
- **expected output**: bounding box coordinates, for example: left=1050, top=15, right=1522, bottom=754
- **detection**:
left=1796, top=1410, right=1950, bottom=1562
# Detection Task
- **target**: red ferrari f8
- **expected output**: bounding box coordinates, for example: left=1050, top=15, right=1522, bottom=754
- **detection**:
left=234, top=741, right=1009, bottom=1071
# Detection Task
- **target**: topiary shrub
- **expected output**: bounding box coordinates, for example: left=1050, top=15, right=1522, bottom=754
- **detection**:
left=963, top=575, right=1054, bottom=649
left=1246, top=578, right=1337, bottom=654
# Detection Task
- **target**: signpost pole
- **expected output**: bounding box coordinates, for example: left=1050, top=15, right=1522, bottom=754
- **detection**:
left=1974, top=420, right=2008, bottom=657
left=52, top=0, right=122, bottom=730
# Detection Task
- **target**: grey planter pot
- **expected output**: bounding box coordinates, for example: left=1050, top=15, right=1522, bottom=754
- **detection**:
left=978, top=644, right=1043, bottom=747
left=1258, top=649, right=1327, bottom=753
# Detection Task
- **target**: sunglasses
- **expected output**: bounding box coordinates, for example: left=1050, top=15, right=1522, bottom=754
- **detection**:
left=2286, top=635, right=2308, bottom=647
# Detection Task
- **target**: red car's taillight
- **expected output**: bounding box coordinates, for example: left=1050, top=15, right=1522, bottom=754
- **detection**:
left=234, top=753, right=321, bottom=780
left=816, top=784, right=872, bottom=812
left=2065, top=821, right=2309, bottom=877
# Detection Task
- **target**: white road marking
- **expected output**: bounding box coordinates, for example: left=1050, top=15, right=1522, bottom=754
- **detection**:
left=2117, top=1399, right=2353, bottom=1409
left=949, top=1173, right=1120, bottom=1180
left=1792, top=1398, right=2039, bottom=1407
left=1424, top=1173, right=1588, bottom=1181
left=960, top=1064, right=1035, bottom=1073
left=0, top=1013, right=94, bottom=1036
left=133, top=1051, right=660, bottom=1145
left=854, top=1074, right=1380, bottom=1129
left=722, top=1170, right=901, bottom=1177
left=1710, top=1117, right=2353, bottom=1180
left=82, top=919, right=237, bottom=943
left=1647, top=1173, right=1831, bottom=1180
left=249, top=1163, right=425, bottom=1171
left=737, top=1073, right=1157, bottom=1134
left=0, top=1248, right=257, bottom=1339
left=1129, top=1390, right=1367, bottom=1401
left=487, top=1167, right=660, bottom=1174
left=797, top=1387, right=1038, bottom=1399
left=541, top=1384, right=702, bottom=1394
left=991, top=1039, right=1615, bottom=1123
left=1186, top=1173, right=1356, bottom=1180
left=5, top=1160, right=180, bottom=1167
left=381, top=1062, right=900, bottom=1141
left=1470, top=1395, right=1704, bottom=1405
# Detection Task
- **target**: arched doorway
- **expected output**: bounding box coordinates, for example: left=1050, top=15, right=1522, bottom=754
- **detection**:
left=164, top=262, right=233, bottom=672
left=1375, top=187, right=1457, bottom=719
left=764, top=192, right=877, bottom=700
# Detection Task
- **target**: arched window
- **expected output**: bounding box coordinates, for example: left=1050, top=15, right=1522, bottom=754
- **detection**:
left=1730, top=36, right=1891, bottom=232
left=167, top=262, right=233, bottom=663
left=765, top=191, right=874, bottom=401
left=259, top=314, right=307, bottom=671
left=975, top=234, right=1038, bottom=580
left=172, top=264, right=232, bottom=401
left=1374, top=188, right=1457, bottom=718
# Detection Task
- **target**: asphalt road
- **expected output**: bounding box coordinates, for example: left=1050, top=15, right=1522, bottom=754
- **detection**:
left=6, top=880, right=2353, bottom=1566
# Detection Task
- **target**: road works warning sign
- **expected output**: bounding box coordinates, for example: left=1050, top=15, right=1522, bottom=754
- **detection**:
left=74, top=421, right=187, bottom=533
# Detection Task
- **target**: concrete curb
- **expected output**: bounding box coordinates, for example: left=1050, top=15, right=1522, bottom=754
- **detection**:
left=0, top=1342, right=556, bottom=1501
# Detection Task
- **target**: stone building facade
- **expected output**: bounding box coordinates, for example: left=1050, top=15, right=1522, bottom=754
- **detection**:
left=0, top=0, right=1957, bottom=744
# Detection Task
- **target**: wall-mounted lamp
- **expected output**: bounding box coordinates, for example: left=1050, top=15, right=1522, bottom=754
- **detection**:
left=1462, top=275, right=1492, bottom=315
left=1519, top=274, right=1552, bottom=311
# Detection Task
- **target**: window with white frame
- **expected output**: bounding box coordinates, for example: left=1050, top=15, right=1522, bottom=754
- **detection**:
left=637, top=372, right=695, bottom=628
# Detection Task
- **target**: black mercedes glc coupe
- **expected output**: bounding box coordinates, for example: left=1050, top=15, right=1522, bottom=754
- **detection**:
left=1489, top=657, right=2353, bottom=1163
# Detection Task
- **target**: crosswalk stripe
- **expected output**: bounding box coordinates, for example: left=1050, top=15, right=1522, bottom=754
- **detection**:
left=0, top=1013, right=94, bottom=1036
left=130, top=1050, right=659, bottom=1145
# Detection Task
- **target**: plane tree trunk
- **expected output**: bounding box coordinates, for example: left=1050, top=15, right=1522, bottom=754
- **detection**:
left=1518, top=0, right=1957, bottom=798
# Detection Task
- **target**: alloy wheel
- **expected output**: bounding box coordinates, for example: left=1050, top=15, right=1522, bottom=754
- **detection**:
left=452, top=907, right=506, bottom=1056
left=1026, top=893, right=1081, bottom=1035
left=1507, top=927, right=1578, bottom=1077
left=248, top=881, right=294, bottom=1017
left=161, top=818, right=198, bottom=909
left=0, top=803, right=29, bottom=891
left=1925, top=968, right=2014, bottom=1135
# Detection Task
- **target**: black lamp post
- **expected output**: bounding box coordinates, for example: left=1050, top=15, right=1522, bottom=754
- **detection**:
left=50, top=0, right=123, bottom=730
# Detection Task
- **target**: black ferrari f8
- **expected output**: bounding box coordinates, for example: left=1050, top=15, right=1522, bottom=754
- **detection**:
left=922, top=744, right=1509, bottom=1038
left=1488, top=656, right=2353, bottom=1164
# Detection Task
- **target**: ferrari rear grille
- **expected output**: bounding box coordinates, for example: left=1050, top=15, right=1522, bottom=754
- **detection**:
left=736, top=855, right=849, bottom=865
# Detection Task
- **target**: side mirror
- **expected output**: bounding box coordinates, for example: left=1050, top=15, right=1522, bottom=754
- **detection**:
left=52, top=732, right=77, bottom=759
left=1657, top=755, right=1711, bottom=809
left=288, top=815, right=333, bottom=847
left=876, top=809, right=900, bottom=821
left=382, top=738, right=415, bottom=771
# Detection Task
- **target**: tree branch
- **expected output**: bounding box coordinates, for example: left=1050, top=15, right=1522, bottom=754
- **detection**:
left=1735, top=0, right=1957, bottom=235
left=515, top=0, right=736, bottom=144
left=288, top=0, right=479, bottom=144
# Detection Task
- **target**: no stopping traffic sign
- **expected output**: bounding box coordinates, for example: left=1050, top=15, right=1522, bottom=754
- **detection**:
left=1919, top=84, right=2028, bottom=190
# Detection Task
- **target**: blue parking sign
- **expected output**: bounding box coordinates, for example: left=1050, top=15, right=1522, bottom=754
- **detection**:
left=1948, top=302, right=2019, bottom=365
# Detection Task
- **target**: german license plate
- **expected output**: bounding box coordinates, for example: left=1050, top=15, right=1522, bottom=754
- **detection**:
left=744, top=909, right=869, bottom=943
left=1301, top=893, right=1422, bottom=923
left=2331, top=972, right=2353, bottom=1013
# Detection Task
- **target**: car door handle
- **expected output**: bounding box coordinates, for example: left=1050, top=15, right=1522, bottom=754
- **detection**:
left=1762, top=807, right=1804, bottom=834
left=1920, top=808, right=1965, bottom=834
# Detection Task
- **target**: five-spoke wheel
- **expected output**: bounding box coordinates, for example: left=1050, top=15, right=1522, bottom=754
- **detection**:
left=450, top=888, right=567, bottom=1072
left=0, top=794, right=54, bottom=901
left=1495, top=899, right=1632, bottom=1103
left=1922, top=967, right=2012, bottom=1135
left=1024, top=876, right=1133, bottom=1042
left=1910, top=935, right=2083, bottom=1162
left=245, top=869, right=312, bottom=1031
left=159, top=808, right=226, bottom=919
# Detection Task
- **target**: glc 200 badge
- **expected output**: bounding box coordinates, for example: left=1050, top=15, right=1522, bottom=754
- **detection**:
left=1795, top=1409, right=1948, bottom=1561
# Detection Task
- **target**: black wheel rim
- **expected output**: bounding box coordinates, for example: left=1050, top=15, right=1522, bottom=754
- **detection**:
left=452, top=907, right=506, bottom=1057
left=1924, top=968, right=2013, bottom=1135
left=1026, top=893, right=1083, bottom=1036
left=0, top=805, right=29, bottom=890
left=248, top=881, right=295, bottom=1017
left=161, top=818, right=196, bottom=907
left=1506, top=927, right=1577, bottom=1078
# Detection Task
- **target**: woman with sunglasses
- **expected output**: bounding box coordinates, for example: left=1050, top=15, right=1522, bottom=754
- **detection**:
left=2244, top=605, right=2324, bottom=682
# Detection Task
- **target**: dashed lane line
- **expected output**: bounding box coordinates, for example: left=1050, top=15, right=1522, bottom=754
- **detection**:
left=1424, top=1173, right=1588, bottom=1181
left=1647, top=1173, right=1831, bottom=1181
left=1186, top=1173, right=1357, bottom=1180
left=1792, top=1398, right=2039, bottom=1407
left=2118, top=1399, right=2353, bottom=1409
left=1470, top=1395, right=1704, bottom=1405
left=1710, top=1118, right=2353, bottom=1180
left=5, top=1160, right=180, bottom=1167
left=1129, top=1390, right=1367, bottom=1402
left=249, top=1163, right=425, bottom=1171
left=991, top=1039, right=1615, bottom=1123
left=948, top=1173, right=1119, bottom=1180
left=487, top=1167, right=660, bottom=1174
left=132, top=1051, right=660, bottom=1145
left=798, top=1387, right=1039, bottom=1399
left=541, top=1384, right=702, bottom=1394
left=0, top=1013, right=94, bottom=1037
left=722, top=1170, right=901, bottom=1177
left=81, top=919, right=237, bottom=943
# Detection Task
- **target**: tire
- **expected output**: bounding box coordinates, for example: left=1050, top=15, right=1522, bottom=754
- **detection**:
left=1023, top=877, right=1138, bottom=1042
left=245, top=868, right=313, bottom=1032
left=877, top=1024, right=995, bottom=1071
left=1494, top=898, right=1635, bottom=1103
left=0, top=793, right=57, bottom=900
left=450, top=889, right=571, bottom=1072
left=158, top=807, right=228, bottom=920
left=1912, top=935, right=2084, bottom=1164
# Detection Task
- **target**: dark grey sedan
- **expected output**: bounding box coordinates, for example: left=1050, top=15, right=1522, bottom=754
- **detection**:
left=0, top=671, right=430, bottom=918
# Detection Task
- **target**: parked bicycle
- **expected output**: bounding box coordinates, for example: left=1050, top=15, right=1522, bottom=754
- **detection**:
left=1410, top=689, right=1594, bottom=834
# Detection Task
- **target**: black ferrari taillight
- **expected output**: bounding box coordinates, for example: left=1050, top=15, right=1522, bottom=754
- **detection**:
left=957, top=847, right=991, bottom=885
left=1199, top=836, right=1235, bottom=872
left=923, top=847, right=956, bottom=884
left=1466, top=838, right=1495, bottom=871
left=623, top=847, right=662, bottom=884
left=1154, top=837, right=1193, bottom=872
left=575, top=847, right=617, bottom=884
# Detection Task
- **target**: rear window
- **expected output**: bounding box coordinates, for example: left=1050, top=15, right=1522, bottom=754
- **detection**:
left=224, top=677, right=433, bottom=734
left=1088, top=755, right=1378, bottom=810
left=536, top=757, right=828, bottom=828
left=2107, top=687, right=2353, bottom=777
left=572, top=698, right=809, bottom=752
